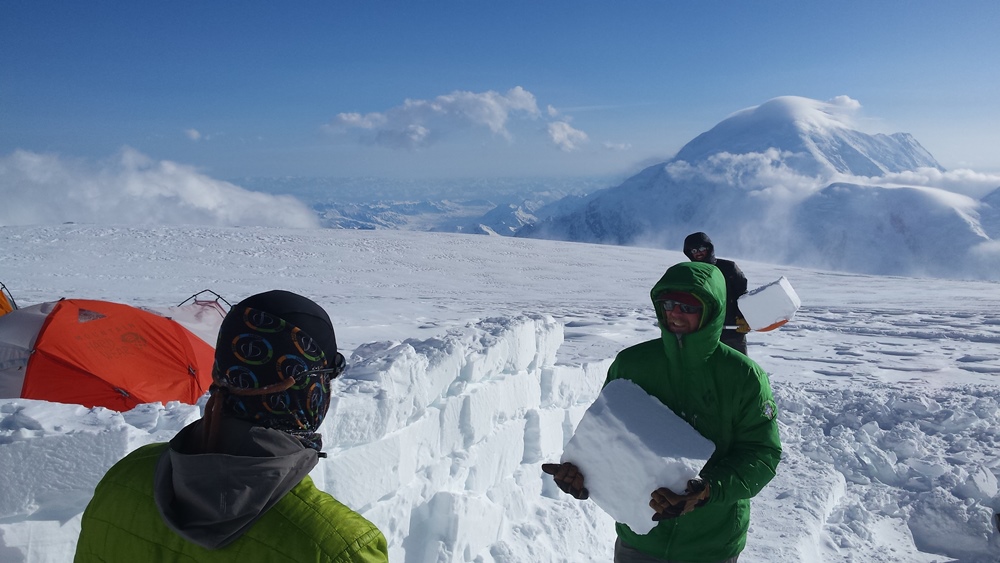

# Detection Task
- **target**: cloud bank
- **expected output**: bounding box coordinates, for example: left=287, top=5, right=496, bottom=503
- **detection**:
left=665, top=148, right=1000, bottom=203
left=665, top=149, right=825, bottom=203
left=0, top=148, right=320, bottom=228
left=867, top=167, right=1000, bottom=199
left=329, top=86, right=603, bottom=153
left=329, top=86, right=541, bottom=149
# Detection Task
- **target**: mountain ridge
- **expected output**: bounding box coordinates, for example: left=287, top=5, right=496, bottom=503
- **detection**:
left=516, top=96, right=998, bottom=280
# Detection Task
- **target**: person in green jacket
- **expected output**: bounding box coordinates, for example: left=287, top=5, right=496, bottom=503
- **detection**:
left=76, top=290, right=389, bottom=563
left=543, top=262, right=782, bottom=562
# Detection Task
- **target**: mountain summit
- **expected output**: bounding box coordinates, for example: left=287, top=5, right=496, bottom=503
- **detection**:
left=674, top=96, right=943, bottom=177
left=519, top=96, right=997, bottom=280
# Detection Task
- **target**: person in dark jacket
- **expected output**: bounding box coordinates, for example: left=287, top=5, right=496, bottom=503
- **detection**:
left=683, top=232, right=751, bottom=355
left=76, top=290, right=389, bottom=563
left=543, top=262, right=781, bottom=562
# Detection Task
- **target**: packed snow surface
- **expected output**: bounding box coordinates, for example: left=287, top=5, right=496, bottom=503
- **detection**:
left=1, top=225, right=999, bottom=562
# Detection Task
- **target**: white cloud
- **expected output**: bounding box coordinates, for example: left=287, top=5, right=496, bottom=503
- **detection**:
left=331, top=112, right=386, bottom=130
left=376, top=124, right=431, bottom=150
left=665, top=149, right=824, bottom=201
left=328, top=87, right=542, bottom=149
left=0, top=148, right=320, bottom=228
left=184, top=129, right=202, bottom=141
left=822, top=95, right=863, bottom=129
left=661, top=142, right=1000, bottom=203
left=602, top=141, right=632, bottom=152
left=827, top=95, right=862, bottom=112
left=867, top=167, right=1000, bottom=199
left=970, top=239, right=1000, bottom=260
left=547, top=121, right=589, bottom=152
left=741, top=95, right=864, bottom=131
left=546, top=105, right=559, bottom=118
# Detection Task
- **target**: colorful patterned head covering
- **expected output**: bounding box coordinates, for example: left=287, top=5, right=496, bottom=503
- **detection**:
left=208, top=290, right=343, bottom=452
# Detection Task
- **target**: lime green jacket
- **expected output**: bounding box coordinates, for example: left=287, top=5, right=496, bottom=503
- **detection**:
left=607, top=262, right=782, bottom=562
left=76, top=439, right=388, bottom=563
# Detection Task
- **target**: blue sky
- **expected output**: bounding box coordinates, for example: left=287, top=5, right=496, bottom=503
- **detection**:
left=3, top=1, right=999, bottom=180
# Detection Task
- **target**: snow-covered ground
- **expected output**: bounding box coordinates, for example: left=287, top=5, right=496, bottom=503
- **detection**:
left=1, top=225, right=998, bottom=562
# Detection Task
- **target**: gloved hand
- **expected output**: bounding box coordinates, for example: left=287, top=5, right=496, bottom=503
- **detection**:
left=735, top=317, right=751, bottom=334
left=541, top=462, right=589, bottom=500
left=649, top=478, right=710, bottom=520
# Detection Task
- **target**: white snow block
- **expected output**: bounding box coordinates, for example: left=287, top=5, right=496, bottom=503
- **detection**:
left=738, top=276, right=801, bottom=331
left=560, top=379, right=715, bottom=534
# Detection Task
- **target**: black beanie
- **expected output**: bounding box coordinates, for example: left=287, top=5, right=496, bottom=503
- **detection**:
left=211, top=290, right=339, bottom=451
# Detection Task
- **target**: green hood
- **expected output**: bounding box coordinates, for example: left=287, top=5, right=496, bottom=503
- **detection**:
left=650, top=261, right=726, bottom=360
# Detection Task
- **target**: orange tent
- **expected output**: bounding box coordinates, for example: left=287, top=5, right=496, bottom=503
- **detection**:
left=0, top=298, right=217, bottom=411
left=0, top=283, right=14, bottom=317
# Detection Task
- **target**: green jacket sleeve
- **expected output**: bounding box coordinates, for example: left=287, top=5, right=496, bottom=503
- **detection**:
left=701, top=367, right=781, bottom=506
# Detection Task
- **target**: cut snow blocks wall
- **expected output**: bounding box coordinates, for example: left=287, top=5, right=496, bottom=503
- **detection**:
left=410, top=492, right=504, bottom=563
left=462, top=372, right=541, bottom=447
left=0, top=400, right=194, bottom=522
left=315, top=314, right=606, bottom=562
left=463, top=420, right=526, bottom=493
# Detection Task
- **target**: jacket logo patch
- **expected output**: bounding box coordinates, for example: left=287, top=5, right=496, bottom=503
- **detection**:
left=763, top=400, right=777, bottom=421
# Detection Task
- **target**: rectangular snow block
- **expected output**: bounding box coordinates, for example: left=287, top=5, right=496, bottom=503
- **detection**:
left=738, top=276, right=801, bottom=331
left=560, top=379, right=715, bottom=535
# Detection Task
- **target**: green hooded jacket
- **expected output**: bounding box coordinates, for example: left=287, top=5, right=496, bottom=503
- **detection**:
left=75, top=419, right=388, bottom=563
left=606, top=262, right=781, bottom=562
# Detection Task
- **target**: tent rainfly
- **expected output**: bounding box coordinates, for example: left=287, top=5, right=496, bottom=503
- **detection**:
left=0, top=298, right=222, bottom=411
left=0, top=282, right=15, bottom=317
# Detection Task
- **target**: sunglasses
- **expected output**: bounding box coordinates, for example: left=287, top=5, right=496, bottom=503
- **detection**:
left=689, top=247, right=708, bottom=254
left=658, top=299, right=703, bottom=315
left=215, top=352, right=348, bottom=398
left=299, top=352, right=347, bottom=381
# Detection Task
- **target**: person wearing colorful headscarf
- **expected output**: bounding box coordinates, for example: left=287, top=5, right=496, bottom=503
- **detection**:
left=76, top=290, right=388, bottom=563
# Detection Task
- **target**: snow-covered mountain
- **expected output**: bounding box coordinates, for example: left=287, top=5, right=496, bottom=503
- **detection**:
left=788, top=182, right=986, bottom=274
left=518, top=96, right=1000, bottom=280
left=455, top=202, right=540, bottom=236
left=979, top=186, right=1000, bottom=239
left=674, top=96, right=943, bottom=177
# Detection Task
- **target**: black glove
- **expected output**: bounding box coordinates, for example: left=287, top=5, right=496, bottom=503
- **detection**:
left=541, top=462, right=589, bottom=500
left=650, top=478, right=710, bottom=520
